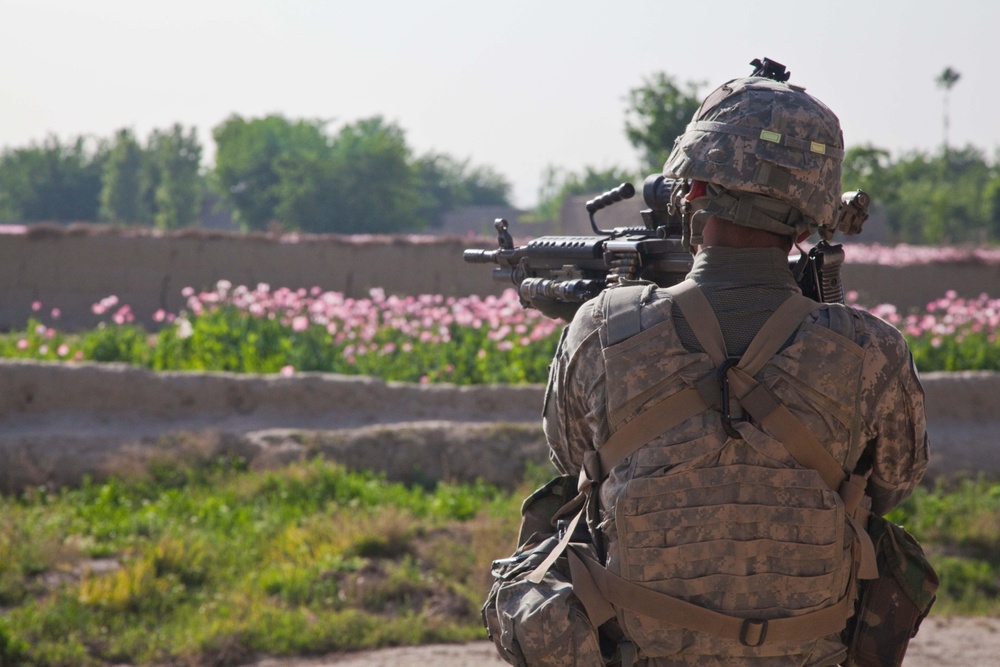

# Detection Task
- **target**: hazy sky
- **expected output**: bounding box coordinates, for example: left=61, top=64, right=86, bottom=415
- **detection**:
left=2, top=0, right=997, bottom=207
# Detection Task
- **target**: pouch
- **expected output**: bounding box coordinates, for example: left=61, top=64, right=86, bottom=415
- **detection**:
left=844, top=516, right=938, bottom=667
left=482, top=475, right=605, bottom=667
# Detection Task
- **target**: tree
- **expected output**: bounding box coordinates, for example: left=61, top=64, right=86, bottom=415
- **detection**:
left=149, top=124, right=203, bottom=230
left=316, top=116, right=423, bottom=233
left=413, top=153, right=512, bottom=227
left=624, top=72, right=703, bottom=172
left=843, top=144, right=999, bottom=244
left=99, top=129, right=146, bottom=224
left=212, top=114, right=330, bottom=231
left=268, top=116, right=424, bottom=234
left=532, top=164, right=637, bottom=222
left=0, top=135, right=106, bottom=222
left=214, top=113, right=512, bottom=234
left=841, top=145, right=892, bottom=195
left=99, top=125, right=204, bottom=228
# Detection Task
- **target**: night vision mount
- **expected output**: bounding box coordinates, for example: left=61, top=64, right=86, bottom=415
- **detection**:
left=750, top=57, right=791, bottom=83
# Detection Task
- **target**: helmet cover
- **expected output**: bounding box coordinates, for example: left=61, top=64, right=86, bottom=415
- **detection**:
left=663, top=76, right=844, bottom=231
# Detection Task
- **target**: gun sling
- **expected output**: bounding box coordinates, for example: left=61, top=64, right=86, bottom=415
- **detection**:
left=543, top=282, right=877, bottom=644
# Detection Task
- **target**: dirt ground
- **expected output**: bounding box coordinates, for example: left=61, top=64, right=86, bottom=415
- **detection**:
left=247, top=616, right=1000, bottom=666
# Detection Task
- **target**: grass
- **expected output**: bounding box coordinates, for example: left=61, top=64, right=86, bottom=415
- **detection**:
left=886, top=475, right=1000, bottom=615
left=0, top=455, right=548, bottom=666
left=0, top=455, right=995, bottom=666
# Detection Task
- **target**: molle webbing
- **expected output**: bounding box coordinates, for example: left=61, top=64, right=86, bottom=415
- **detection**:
left=566, top=547, right=857, bottom=647
left=563, top=282, right=876, bottom=645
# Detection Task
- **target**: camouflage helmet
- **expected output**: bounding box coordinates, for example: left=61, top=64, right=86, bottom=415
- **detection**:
left=662, top=76, right=844, bottom=233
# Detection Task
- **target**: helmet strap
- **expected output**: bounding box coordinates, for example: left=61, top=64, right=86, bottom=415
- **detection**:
left=700, top=184, right=814, bottom=238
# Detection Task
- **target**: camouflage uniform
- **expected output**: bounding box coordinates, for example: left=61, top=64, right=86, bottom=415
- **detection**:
left=542, top=247, right=928, bottom=666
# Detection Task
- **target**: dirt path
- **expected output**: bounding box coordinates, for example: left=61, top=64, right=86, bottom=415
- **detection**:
left=248, top=616, right=999, bottom=666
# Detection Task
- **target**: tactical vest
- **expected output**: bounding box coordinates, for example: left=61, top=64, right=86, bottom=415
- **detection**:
left=532, top=280, right=878, bottom=665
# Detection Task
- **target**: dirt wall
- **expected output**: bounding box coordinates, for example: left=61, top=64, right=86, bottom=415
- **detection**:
left=0, top=360, right=995, bottom=492
left=0, top=226, right=499, bottom=331
left=2, top=226, right=999, bottom=331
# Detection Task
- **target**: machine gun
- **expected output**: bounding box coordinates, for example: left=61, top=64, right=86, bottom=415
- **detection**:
left=463, top=175, right=869, bottom=321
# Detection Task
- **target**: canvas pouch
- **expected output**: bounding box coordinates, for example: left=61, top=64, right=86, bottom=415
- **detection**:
left=482, top=476, right=605, bottom=667
left=844, top=515, right=938, bottom=667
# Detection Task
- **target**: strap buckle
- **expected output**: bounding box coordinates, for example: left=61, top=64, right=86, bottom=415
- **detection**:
left=739, top=618, right=769, bottom=647
left=717, top=357, right=743, bottom=439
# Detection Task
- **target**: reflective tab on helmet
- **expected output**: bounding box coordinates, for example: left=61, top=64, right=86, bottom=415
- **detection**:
left=810, top=141, right=827, bottom=155
left=760, top=130, right=782, bottom=143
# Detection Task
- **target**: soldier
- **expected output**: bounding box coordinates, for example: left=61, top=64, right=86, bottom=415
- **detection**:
left=540, top=70, right=930, bottom=665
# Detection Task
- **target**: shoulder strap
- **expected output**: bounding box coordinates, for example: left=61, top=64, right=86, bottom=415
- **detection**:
left=736, top=293, right=817, bottom=375
left=665, top=279, right=727, bottom=363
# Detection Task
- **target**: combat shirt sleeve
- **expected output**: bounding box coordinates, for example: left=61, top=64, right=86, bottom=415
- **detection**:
left=860, top=316, right=930, bottom=515
left=542, top=302, right=608, bottom=477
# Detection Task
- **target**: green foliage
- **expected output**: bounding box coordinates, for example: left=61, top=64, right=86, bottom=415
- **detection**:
left=148, top=124, right=203, bottom=230
left=414, top=152, right=512, bottom=228
left=906, top=329, right=1000, bottom=373
left=99, top=129, right=146, bottom=224
left=213, top=114, right=511, bottom=234
left=843, top=144, right=1000, bottom=243
left=532, top=164, right=638, bottom=223
left=297, top=116, right=423, bottom=234
left=886, top=477, right=1000, bottom=614
left=1, top=303, right=561, bottom=384
left=82, top=323, right=152, bottom=364
left=0, top=135, right=106, bottom=222
left=0, top=457, right=518, bottom=664
left=624, top=72, right=704, bottom=173
left=212, top=114, right=329, bottom=231
left=0, top=617, right=29, bottom=665
left=1, top=126, right=203, bottom=229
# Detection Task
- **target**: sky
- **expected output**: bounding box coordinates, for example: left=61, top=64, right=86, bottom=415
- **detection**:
left=1, top=0, right=998, bottom=208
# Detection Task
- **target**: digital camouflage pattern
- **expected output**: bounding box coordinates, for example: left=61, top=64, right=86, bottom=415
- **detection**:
left=662, top=77, right=844, bottom=232
left=542, top=249, right=929, bottom=666
left=844, top=516, right=939, bottom=667
left=484, top=538, right=605, bottom=666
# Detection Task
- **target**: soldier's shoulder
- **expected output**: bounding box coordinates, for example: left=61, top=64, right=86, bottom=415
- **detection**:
left=834, top=304, right=911, bottom=362
left=561, top=298, right=605, bottom=352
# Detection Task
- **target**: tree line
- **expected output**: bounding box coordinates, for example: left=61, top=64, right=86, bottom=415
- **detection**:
left=2, top=71, right=998, bottom=243
left=0, top=116, right=511, bottom=234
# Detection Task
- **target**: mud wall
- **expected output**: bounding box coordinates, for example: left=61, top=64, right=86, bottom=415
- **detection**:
left=0, top=360, right=995, bottom=491
left=0, top=226, right=499, bottom=331
left=2, top=225, right=999, bottom=331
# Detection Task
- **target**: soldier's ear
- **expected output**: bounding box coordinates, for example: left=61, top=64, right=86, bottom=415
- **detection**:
left=686, top=180, right=708, bottom=201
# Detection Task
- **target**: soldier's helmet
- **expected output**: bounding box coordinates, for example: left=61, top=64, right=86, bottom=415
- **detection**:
left=662, top=76, right=844, bottom=233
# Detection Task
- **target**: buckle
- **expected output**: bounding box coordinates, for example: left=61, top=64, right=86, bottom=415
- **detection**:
left=739, top=618, right=769, bottom=647
left=716, top=357, right=743, bottom=439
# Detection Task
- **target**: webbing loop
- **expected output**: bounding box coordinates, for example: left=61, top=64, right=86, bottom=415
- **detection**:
left=717, top=357, right=743, bottom=439
left=740, top=618, right=769, bottom=647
